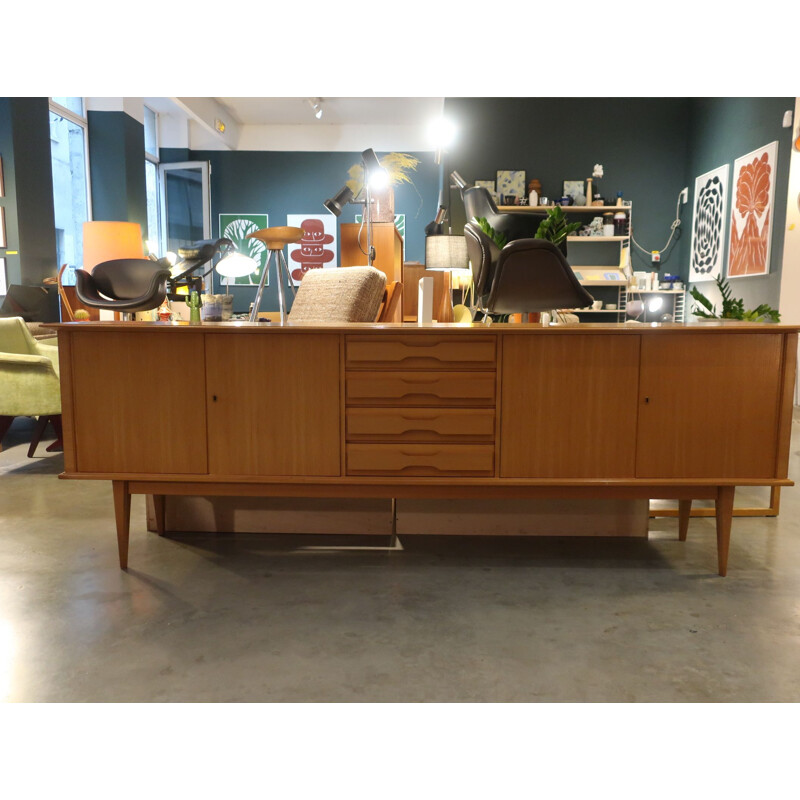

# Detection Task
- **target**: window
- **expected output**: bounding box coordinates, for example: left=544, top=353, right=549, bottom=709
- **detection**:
left=144, top=106, right=161, bottom=249
left=49, top=98, right=90, bottom=282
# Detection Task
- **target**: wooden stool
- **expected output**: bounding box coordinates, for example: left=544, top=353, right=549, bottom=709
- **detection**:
left=246, top=226, right=304, bottom=323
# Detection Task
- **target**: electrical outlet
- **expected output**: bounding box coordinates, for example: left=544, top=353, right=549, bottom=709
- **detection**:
left=680, top=187, right=688, bottom=204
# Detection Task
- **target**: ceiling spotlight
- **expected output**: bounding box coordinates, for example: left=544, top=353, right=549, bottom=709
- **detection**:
left=308, top=98, right=323, bottom=120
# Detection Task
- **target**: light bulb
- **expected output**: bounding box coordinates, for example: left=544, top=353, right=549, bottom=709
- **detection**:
left=647, top=296, right=664, bottom=313
left=368, top=168, right=389, bottom=190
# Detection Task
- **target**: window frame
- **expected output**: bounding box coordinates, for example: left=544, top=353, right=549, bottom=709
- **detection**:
left=144, top=105, right=161, bottom=247
left=48, top=97, right=93, bottom=222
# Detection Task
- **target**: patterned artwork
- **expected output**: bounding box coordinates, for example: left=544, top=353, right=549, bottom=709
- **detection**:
left=689, top=164, right=729, bottom=282
left=496, top=170, right=526, bottom=203
left=727, top=141, right=778, bottom=278
left=218, top=213, right=268, bottom=286
left=286, top=214, right=337, bottom=285
left=563, top=180, right=586, bottom=206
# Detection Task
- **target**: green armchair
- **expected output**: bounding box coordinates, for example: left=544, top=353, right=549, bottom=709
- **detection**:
left=0, top=317, right=62, bottom=456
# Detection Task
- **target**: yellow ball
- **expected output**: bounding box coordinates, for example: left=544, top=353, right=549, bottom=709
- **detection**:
left=74, top=309, right=90, bottom=321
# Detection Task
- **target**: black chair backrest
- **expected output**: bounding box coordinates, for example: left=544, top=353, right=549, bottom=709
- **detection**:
left=462, top=186, right=547, bottom=245
left=92, top=259, right=170, bottom=301
left=463, top=222, right=499, bottom=298
left=487, top=239, right=594, bottom=314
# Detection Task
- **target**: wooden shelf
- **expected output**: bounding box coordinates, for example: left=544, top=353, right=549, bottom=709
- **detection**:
left=570, top=309, right=624, bottom=313
left=567, top=236, right=628, bottom=242
left=497, top=205, right=631, bottom=213
left=628, top=289, right=684, bottom=294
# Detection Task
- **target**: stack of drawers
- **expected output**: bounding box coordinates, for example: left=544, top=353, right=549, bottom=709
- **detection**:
left=344, top=334, right=498, bottom=477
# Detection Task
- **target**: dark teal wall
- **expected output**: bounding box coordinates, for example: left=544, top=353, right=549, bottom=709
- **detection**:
left=161, top=148, right=439, bottom=313
left=87, top=110, right=147, bottom=229
left=0, top=97, right=57, bottom=290
left=686, top=97, right=794, bottom=310
left=443, top=97, right=694, bottom=275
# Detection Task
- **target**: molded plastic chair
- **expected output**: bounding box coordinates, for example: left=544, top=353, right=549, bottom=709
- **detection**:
left=463, top=222, right=593, bottom=318
left=0, top=317, right=62, bottom=456
left=74, top=258, right=171, bottom=314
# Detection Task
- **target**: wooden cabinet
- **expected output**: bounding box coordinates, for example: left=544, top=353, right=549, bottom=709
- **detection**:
left=344, top=333, right=497, bottom=476
left=69, top=330, right=208, bottom=474
left=500, top=334, right=640, bottom=478
left=205, top=333, right=340, bottom=476
left=636, top=333, right=784, bottom=479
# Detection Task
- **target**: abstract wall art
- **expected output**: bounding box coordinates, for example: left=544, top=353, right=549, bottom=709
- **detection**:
left=689, top=164, right=729, bottom=283
left=286, top=214, right=337, bottom=285
left=727, top=141, right=778, bottom=279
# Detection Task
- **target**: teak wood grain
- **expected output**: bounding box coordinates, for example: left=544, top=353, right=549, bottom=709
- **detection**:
left=346, top=370, right=496, bottom=407
left=500, top=334, right=640, bottom=478
left=346, top=407, right=496, bottom=443
left=636, top=333, right=783, bottom=479
left=205, top=333, right=340, bottom=476
left=70, top=330, right=208, bottom=474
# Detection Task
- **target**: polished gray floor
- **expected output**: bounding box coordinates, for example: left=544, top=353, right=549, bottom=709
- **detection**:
left=2, top=415, right=800, bottom=702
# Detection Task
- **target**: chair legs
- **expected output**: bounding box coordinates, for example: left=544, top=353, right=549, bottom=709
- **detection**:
left=27, top=415, right=63, bottom=458
left=0, top=416, right=14, bottom=453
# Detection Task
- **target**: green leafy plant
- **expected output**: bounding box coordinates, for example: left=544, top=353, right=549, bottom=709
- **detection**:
left=534, top=205, right=582, bottom=247
left=690, top=276, right=780, bottom=322
left=472, top=216, right=507, bottom=249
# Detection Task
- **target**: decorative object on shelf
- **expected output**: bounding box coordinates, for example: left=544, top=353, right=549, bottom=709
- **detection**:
left=187, top=290, right=202, bottom=323
left=563, top=180, right=585, bottom=206
left=603, top=213, right=615, bottom=236
left=613, top=211, right=628, bottom=236
left=286, top=215, right=336, bottom=285
left=201, top=294, right=223, bottom=321
left=690, top=275, right=780, bottom=322
left=157, top=297, right=172, bottom=321
left=727, top=141, right=778, bottom=279
left=218, top=214, right=269, bottom=287
left=496, top=170, right=526, bottom=205
left=689, top=164, right=729, bottom=283
left=527, top=179, right=541, bottom=207
left=534, top=206, right=582, bottom=248
left=588, top=216, right=604, bottom=236
left=559, top=196, right=571, bottom=206
left=589, top=164, right=604, bottom=205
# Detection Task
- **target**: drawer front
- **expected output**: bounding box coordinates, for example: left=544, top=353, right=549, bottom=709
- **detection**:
left=347, top=443, right=495, bottom=476
left=346, top=407, right=495, bottom=443
left=346, top=371, right=496, bottom=406
left=346, top=335, right=496, bottom=370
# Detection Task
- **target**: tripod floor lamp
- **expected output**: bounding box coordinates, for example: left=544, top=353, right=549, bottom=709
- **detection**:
left=246, top=226, right=304, bottom=323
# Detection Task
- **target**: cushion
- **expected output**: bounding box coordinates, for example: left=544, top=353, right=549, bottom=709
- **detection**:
left=288, top=267, right=386, bottom=324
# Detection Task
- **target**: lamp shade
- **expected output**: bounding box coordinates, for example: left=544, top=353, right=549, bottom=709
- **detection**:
left=425, top=234, right=469, bottom=272
left=83, top=221, right=144, bottom=271
left=215, top=252, right=257, bottom=278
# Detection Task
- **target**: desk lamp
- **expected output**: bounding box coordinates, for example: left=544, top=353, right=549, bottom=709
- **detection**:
left=425, top=233, right=471, bottom=322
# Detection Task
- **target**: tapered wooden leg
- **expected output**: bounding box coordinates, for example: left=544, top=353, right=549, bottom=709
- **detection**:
left=112, top=480, right=131, bottom=570
left=45, top=415, right=63, bottom=452
left=27, top=415, right=50, bottom=457
left=0, top=415, right=14, bottom=452
left=769, top=486, right=781, bottom=515
left=715, top=486, right=735, bottom=577
left=152, top=494, right=166, bottom=536
left=678, top=499, right=692, bottom=541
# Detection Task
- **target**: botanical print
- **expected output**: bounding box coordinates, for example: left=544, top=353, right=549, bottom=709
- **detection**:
left=218, top=213, right=268, bottom=287
left=727, top=142, right=778, bottom=278
left=286, top=214, right=336, bottom=285
left=496, top=170, right=526, bottom=203
left=689, top=164, right=729, bottom=283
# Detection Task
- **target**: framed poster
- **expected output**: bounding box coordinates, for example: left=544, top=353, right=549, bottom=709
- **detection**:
left=286, top=214, right=337, bottom=285
left=727, top=141, right=778, bottom=278
left=218, top=213, right=268, bottom=286
left=0, top=156, right=4, bottom=197
left=563, top=180, right=586, bottom=206
left=0, top=257, right=6, bottom=295
left=496, top=170, right=526, bottom=204
left=689, top=164, right=729, bottom=283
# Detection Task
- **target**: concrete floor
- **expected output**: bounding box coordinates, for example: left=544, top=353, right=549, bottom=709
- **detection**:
left=2, top=415, right=800, bottom=702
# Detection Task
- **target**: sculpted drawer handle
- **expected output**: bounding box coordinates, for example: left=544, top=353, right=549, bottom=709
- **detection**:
left=400, top=449, right=440, bottom=457
left=401, top=377, right=440, bottom=385
left=400, top=414, right=439, bottom=421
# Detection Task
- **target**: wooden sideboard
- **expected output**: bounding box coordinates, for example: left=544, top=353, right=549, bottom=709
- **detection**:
left=54, top=321, right=799, bottom=575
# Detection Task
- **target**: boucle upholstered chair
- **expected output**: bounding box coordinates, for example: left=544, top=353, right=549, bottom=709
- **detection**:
left=0, top=317, right=62, bottom=456
left=287, top=267, right=387, bottom=324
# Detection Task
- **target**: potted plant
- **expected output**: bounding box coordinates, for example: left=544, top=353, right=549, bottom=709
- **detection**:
left=690, top=276, right=780, bottom=322
left=534, top=205, right=582, bottom=254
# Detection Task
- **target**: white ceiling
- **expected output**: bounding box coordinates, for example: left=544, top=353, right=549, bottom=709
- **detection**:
left=214, top=97, right=444, bottom=126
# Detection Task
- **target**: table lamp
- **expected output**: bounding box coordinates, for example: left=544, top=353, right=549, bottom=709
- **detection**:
left=82, top=221, right=144, bottom=271
left=425, top=234, right=472, bottom=322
